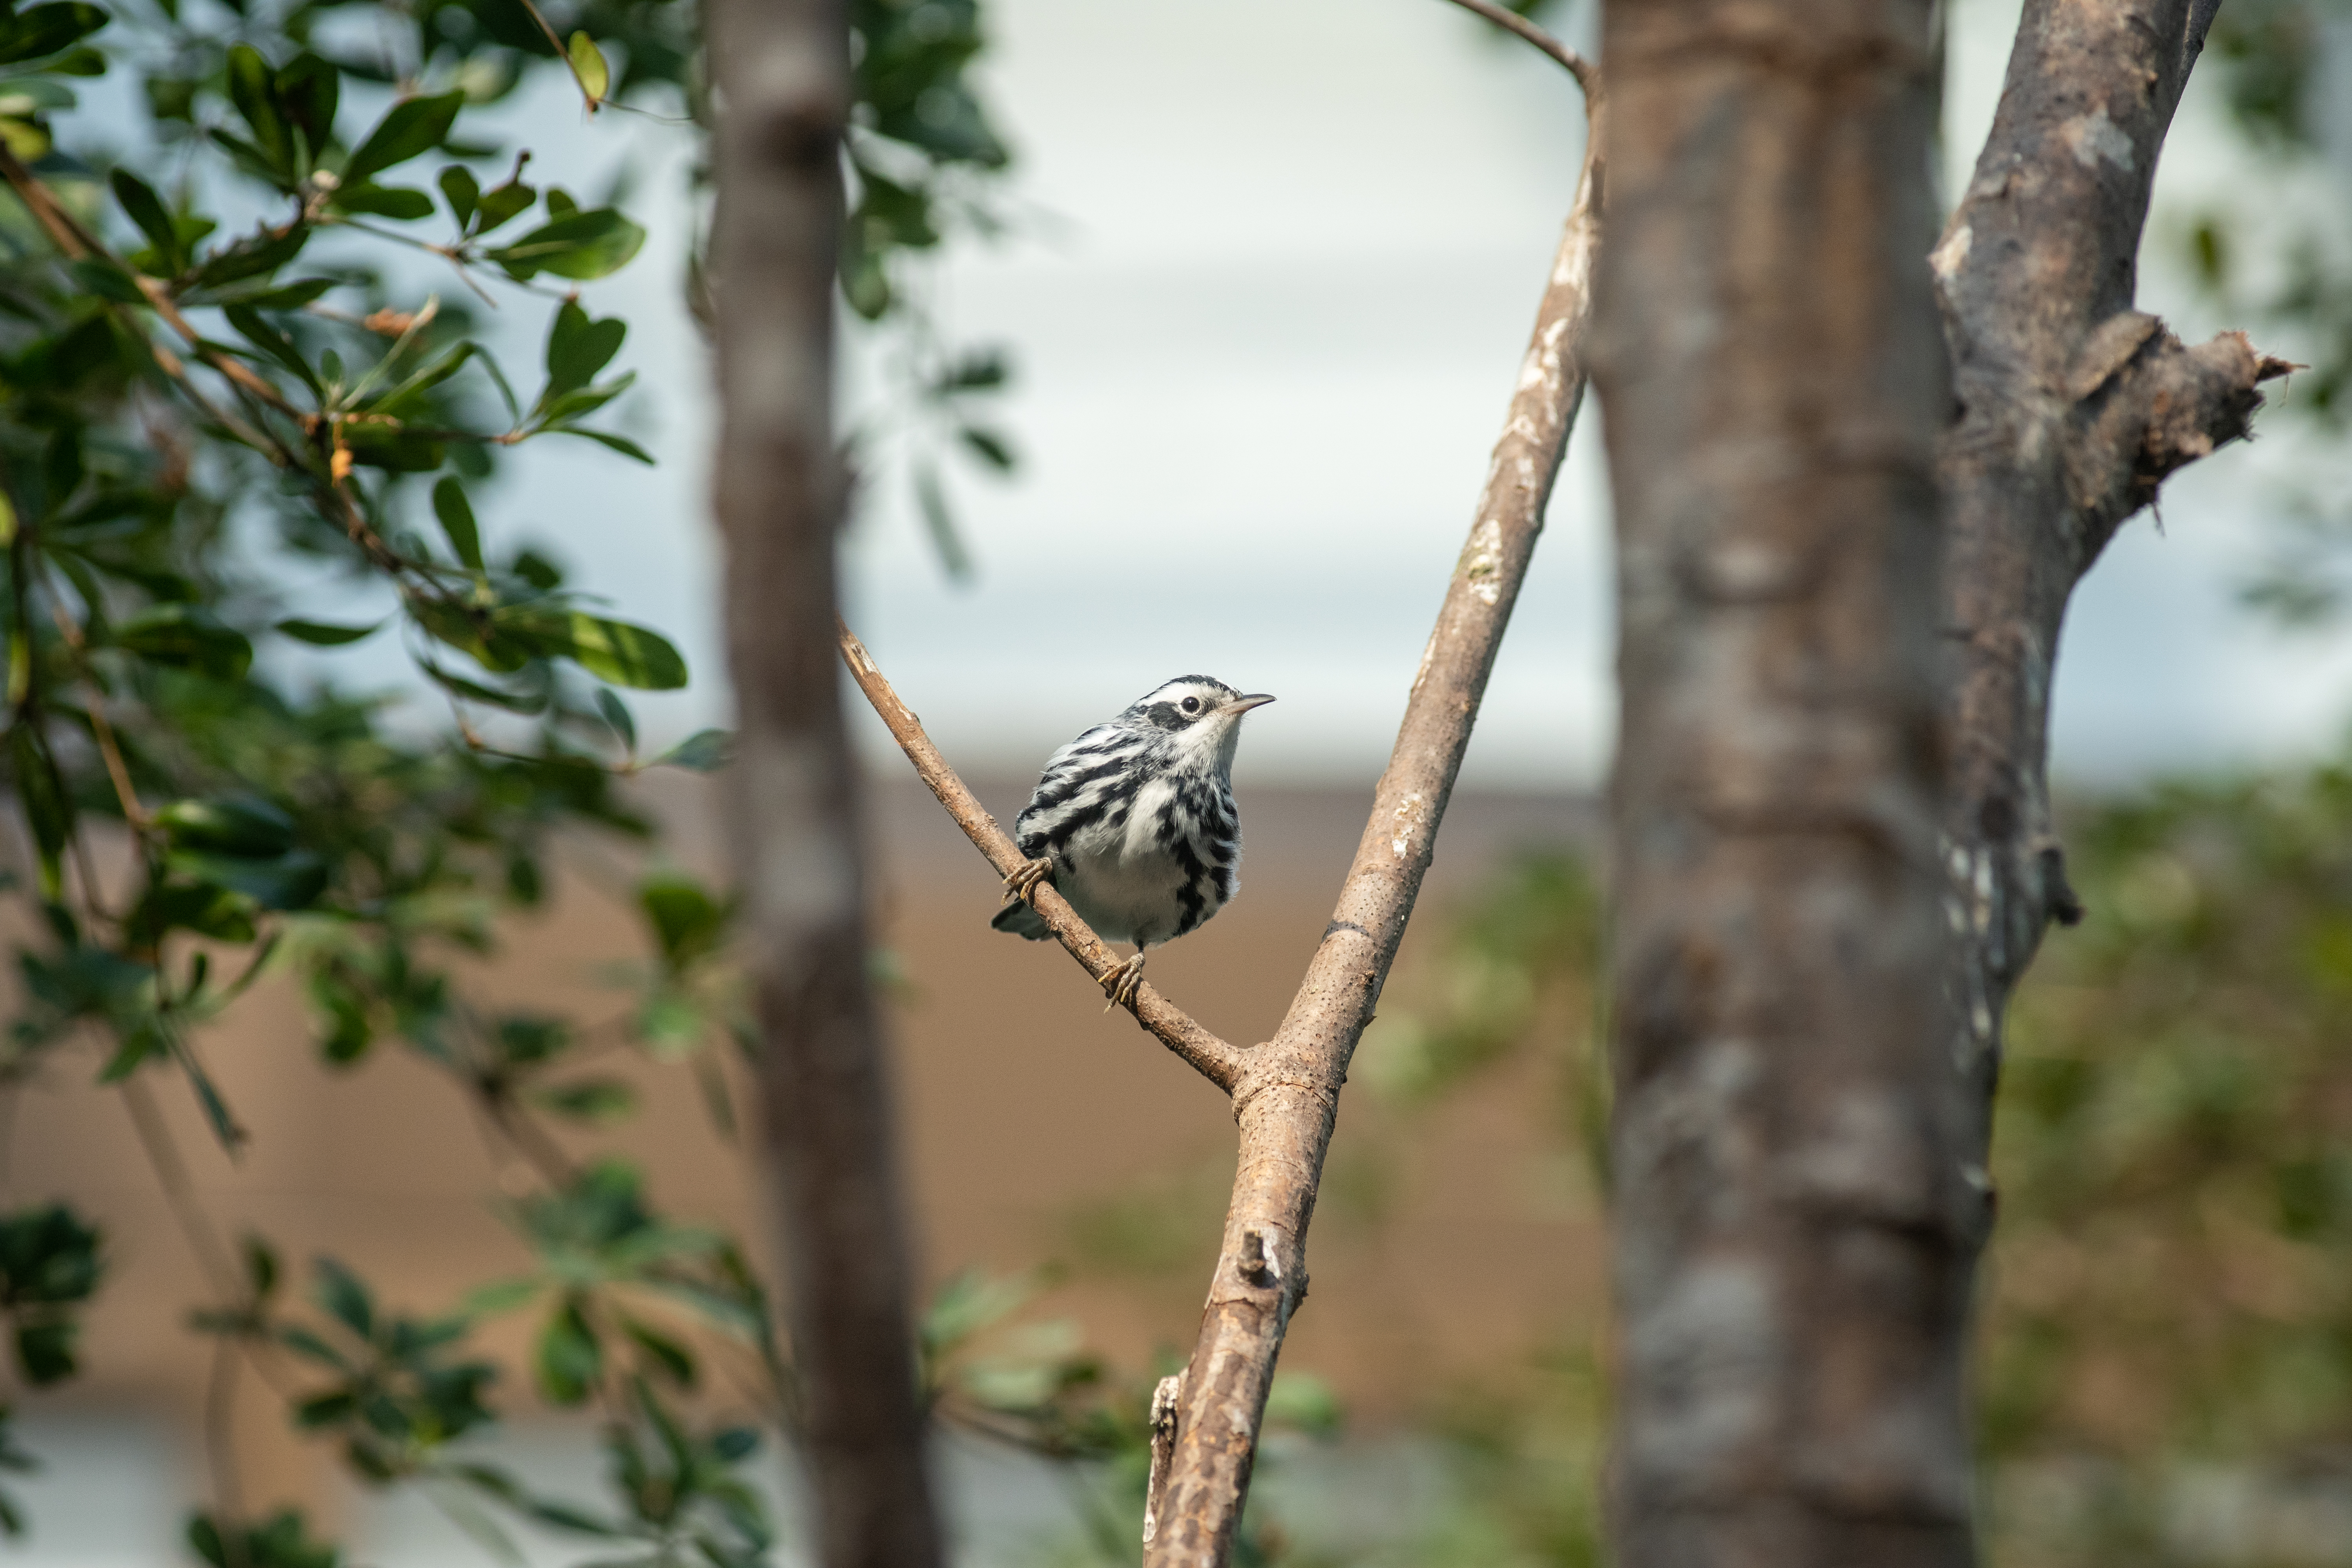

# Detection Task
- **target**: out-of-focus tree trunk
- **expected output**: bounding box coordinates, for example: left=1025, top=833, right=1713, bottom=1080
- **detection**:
left=707, top=0, right=944, bottom=1563
left=1592, top=2, right=1973, bottom=1563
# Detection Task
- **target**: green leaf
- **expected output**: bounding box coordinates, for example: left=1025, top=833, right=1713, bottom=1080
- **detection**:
left=437, top=164, right=478, bottom=229
left=419, top=660, right=549, bottom=714
left=534, top=1298, right=601, bottom=1405
left=566, top=31, right=609, bottom=102
left=224, top=304, right=324, bottom=398
left=342, top=91, right=463, bottom=185
left=155, top=795, right=295, bottom=856
left=312, top=1256, right=374, bottom=1339
left=111, top=605, right=254, bottom=679
left=958, top=424, right=1015, bottom=471
left=330, top=184, right=434, bottom=221
left=431, top=477, right=483, bottom=571
left=274, top=53, right=339, bottom=163
left=498, top=610, right=686, bottom=690
left=532, top=1078, right=635, bottom=1124
left=109, top=169, right=183, bottom=274
left=935, top=347, right=1010, bottom=392
left=559, top=428, right=653, bottom=464
left=534, top=372, right=632, bottom=427
left=639, top=874, right=727, bottom=970
left=473, top=175, right=536, bottom=236
left=275, top=617, right=382, bottom=646
left=594, top=687, right=635, bottom=751
left=650, top=729, right=731, bottom=773
left=913, top=462, right=972, bottom=581
left=364, top=340, right=474, bottom=416
left=485, top=209, right=645, bottom=282
left=617, top=1316, right=695, bottom=1385
left=67, top=258, right=144, bottom=303
left=225, top=44, right=290, bottom=176
left=167, top=849, right=327, bottom=911
left=190, top=224, right=310, bottom=291
left=542, top=299, right=625, bottom=407
left=243, top=1235, right=280, bottom=1301
left=15, top=1322, right=74, bottom=1385
left=209, top=276, right=334, bottom=311
left=0, top=4, right=109, bottom=67
left=0, top=76, right=75, bottom=112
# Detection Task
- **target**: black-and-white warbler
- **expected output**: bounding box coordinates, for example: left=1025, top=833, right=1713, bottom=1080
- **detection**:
left=993, top=677, right=1275, bottom=1006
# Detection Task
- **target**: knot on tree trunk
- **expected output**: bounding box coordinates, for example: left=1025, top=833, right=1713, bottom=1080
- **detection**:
left=2067, top=321, right=2293, bottom=561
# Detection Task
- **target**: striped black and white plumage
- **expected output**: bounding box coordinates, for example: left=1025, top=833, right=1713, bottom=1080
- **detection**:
left=993, top=676, right=1274, bottom=1003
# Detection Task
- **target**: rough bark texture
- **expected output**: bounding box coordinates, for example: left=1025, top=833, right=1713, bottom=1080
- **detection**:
left=1590, top=2, right=1973, bottom=1563
left=707, top=0, right=943, bottom=1561
left=1143, top=122, right=1606, bottom=1567
left=1934, top=0, right=2286, bottom=1178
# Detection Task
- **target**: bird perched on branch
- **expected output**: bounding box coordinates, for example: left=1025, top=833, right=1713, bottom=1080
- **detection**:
left=993, top=677, right=1275, bottom=1008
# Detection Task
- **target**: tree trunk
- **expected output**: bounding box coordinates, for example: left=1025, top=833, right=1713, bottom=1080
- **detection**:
left=707, top=0, right=944, bottom=1561
left=1592, top=2, right=1974, bottom=1562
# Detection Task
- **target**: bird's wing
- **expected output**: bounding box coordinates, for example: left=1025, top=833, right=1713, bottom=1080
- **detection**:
left=1011, top=723, right=1154, bottom=856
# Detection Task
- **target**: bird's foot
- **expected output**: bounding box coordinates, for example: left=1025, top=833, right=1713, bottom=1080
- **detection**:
left=1002, top=857, right=1053, bottom=906
left=1099, top=954, right=1147, bottom=1013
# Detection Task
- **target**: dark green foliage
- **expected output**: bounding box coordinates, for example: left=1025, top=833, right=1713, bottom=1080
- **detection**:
left=0, top=1205, right=100, bottom=1385
left=0, top=0, right=1031, bottom=1551
left=1976, top=756, right=2352, bottom=1561
left=0, top=1405, right=38, bottom=1537
left=189, top=1509, right=342, bottom=1568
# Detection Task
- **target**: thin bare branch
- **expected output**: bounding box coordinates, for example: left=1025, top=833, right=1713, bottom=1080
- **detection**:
left=118, top=1074, right=242, bottom=1303
left=1147, top=105, right=1605, bottom=1567
left=836, top=623, right=1252, bottom=1093
left=1436, top=0, right=1599, bottom=96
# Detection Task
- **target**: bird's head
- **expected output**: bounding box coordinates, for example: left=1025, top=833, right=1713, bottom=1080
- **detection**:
left=1125, top=676, right=1275, bottom=768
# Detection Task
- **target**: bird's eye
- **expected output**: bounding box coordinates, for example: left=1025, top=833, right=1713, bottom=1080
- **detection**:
left=1181, top=696, right=1200, bottom=714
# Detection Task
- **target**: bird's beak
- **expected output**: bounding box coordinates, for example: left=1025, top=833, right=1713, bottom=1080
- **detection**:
left=1222, top=693, right=1276, bottom=717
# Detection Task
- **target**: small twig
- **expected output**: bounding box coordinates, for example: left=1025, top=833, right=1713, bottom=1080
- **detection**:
left=511, top=0, right=603, bottom=114
left=1146, top=92, right=1608, bottom=1566
left=1436, top=0, right=1601, bottom=98
left=204, top=1336, right=253, bottom=1567
left=835, top=621, right=1251, bottom=1094
left=42, top=593, right=151, bottom=834
left=119, top=1074, right=242, bottom=1302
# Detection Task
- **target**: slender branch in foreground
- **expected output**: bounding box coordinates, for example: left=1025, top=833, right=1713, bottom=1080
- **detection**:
left=1436, top=0, right=1599, bottom=95
left=835, top=624, right=1251, bottom=1094
left=1142, top=91, right=1605, bottom=1568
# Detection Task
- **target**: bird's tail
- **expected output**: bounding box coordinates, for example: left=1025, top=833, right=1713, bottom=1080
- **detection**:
left=990, top=899, right=1052, bottom=940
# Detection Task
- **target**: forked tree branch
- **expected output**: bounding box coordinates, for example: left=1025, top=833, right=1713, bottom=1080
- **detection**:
left=1935, top=0, right=2289, bottom=1174
left=835, top=624, right=1251, bottom=1093
left=1436, top=0, right=1599, bottom=97
left=844, top=19, right=1601, bottom=1563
